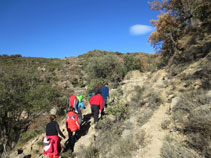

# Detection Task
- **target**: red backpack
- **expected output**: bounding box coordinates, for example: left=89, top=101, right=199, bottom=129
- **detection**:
left=69, top=95, right=78, bottom=107
left=65, top=112, right=80, bottom=132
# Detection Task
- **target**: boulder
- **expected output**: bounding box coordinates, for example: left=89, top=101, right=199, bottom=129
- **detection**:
left=50, top=107, right=57, bottom=115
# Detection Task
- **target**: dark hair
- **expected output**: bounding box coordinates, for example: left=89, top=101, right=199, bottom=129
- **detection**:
left=49, top=114, right=56, bottom=121
left=93, top=88, right=101, bottom=95
left=95, top=89, right=101, bottom=95
left=96, top=83, right=102, bottom=89
left=67, top=107, right=74, bottom=112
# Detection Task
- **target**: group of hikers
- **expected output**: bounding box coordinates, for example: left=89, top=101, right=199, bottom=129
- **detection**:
left=43, top=83, right=109, bottom=158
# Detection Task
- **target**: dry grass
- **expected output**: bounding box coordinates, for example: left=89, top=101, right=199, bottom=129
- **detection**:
left=171, top=90, right=211, bottom=158
left=161, top=135, right=199, bottom=158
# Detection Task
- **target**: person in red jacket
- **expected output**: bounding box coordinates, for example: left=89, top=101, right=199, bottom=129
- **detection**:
left=89, top=89, right=103, bottom=123
left=65, top=107, right=80, bottom=151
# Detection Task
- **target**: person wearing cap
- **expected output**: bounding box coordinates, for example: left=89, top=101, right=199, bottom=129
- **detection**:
left=89, top=89, right=103, bottom=123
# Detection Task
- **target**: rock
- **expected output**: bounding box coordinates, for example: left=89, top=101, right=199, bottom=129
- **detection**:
left=50, top=107, right=57, bottom=115
left=169, top=97, right=181, bottom=112
left=107, top=114, right=116, bottom=122
left=121, top=129, right=131, bottom=139
left=20, top=111, right=29, bottom=119
left=167, top=94, right=175, bottom=102
left=206, top=90, right=211, bottom=98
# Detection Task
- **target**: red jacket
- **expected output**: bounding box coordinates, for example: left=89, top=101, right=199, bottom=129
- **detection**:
left=89, top=94, right=103, bottom=112
left=69, top=95, right=78, bottom=109
left=43, top=135, right=61, bottom=156
left=65, top=111, right=80, bottom=132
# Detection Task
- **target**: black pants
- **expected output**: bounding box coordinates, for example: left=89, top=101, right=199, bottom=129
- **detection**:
left=91, top=105, right=100, bottom=123
left=65, top=131, right=73, bottom=150
left=101, top=98, right=107, bottom=116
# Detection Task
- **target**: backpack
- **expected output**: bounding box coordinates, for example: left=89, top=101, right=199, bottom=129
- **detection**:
left=66, top=114, right=80, bottom=132
left=69, top=95, right=78, bottom=107
left=78, top=102, right=85, bottom=109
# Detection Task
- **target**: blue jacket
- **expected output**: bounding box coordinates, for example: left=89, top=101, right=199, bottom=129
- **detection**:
left=78, top=102, right=85, bottom=109
left=101, top=86, right=109, bottom=99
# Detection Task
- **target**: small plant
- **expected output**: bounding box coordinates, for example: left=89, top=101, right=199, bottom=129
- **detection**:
left=137, top=108, right=154, bottom=127
left=161, top=120, right=171, bottom=130
left=160, top=135, right=199, bottom=158
left=17, top=127, right=44, bottom=146
left=77, top=145, right=99, bottom=158
left=171, top=90, right=211, bottom=157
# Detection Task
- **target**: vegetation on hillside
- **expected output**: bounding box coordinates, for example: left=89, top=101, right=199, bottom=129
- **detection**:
left=0, top=51, right=160, bottom=155
left=149, top=0, right=211, bottom=64
left=0, top=55, right=66, bottom=154
left=79, top=50, right=160, bottom=91
left=1, top=1, right=210, bottom=156
left=148, top=0, right=211, bottom=158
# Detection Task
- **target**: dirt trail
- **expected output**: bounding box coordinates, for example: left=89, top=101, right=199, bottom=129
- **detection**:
left=123, top=69, right=170, bottom=158
left=73, top=107, right=97, bottom=154
left=64, top=69, right=170, bottom=158
left=137, top=104, right=169, bottom=158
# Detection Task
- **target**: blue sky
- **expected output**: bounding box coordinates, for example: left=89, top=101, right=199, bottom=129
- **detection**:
left=0, top=0, right=159, bottom=58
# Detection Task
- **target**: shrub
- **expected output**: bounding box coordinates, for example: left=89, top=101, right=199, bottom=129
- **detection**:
left=161, top=120, right=171, bottom=130
left=172, top=90, right=211, bottom=157
left=76, top=145, right=99, bottom=158
left=17, top=127, right=44, bottom=146
left=0, top=66, right=64, bottom=153
left=137, top=108, right=154, bottom=127
left=161, top=135, right=199, bottom=158
left=85, top=54, right=125, bottom=84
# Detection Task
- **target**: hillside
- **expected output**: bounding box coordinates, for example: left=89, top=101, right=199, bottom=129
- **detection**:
left=0, top=51, right=160, bottom=158
left=1, top=1, right=211, bottom=157
left=5, top=51, right=210, bottom=158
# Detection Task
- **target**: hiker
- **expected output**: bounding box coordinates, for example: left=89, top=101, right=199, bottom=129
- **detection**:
left=65, top=107, right=80, bottom=151
left=89, top=83, right=102, bottom=99
left=69, top=95, right=78, bottom=112
left=89, top=89, right=103, bottom=123
left=100, top=83, right=109, bottom=115
left=44, top=114, right=65, bottom=158
left=76, top=95, right=85, bottom=124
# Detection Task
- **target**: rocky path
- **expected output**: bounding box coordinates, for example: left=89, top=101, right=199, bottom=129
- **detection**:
left=137, top=104, right=169, bottom=158
left=73, top=107, right=97, bottom=154
left=122, top=69, right=171, bottom=158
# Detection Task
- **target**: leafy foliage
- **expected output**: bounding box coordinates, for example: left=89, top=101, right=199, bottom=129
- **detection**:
left=85, top=53, right=125, bottom=82
left=83, top=50, right=153, bottom=90
left=0, top=55, right=65, bottom=153
left=149, top=0, right=211, bottom=60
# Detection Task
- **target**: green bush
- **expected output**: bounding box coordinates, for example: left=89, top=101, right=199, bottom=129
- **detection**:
left=0, top=64, right=64, bottom=152
left=85, top=54, right=125, bottom=83
left=123, top=54, right=142, bottom=72
left=17, top=127, right=44, bottom=146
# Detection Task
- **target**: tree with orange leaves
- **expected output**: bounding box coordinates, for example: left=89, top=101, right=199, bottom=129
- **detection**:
left=148, top=0, right=211, bottom=59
